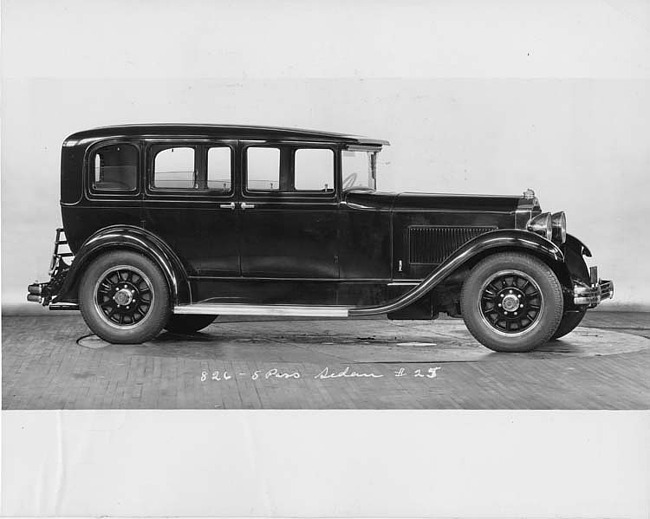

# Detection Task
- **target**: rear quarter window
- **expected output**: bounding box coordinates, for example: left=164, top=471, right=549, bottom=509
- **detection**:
left=91, top=144, right=138, bottom=192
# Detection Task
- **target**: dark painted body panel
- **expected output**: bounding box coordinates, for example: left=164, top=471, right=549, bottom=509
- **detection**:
left=393, top=192, right=521, bottom=212
left=239, top=200, right=339, bottom=278
left=140, top=139, right=241, bottom=277
left=391, top=193, right=520, bottom=279
left=62, top=137, right=145, bottom=252
left=53, top=124, right=587, bottom=314
left=62, top=203, right=143, bottom=253
left=191, top=279, right=408, bottom=306
left=350, top=229, right=565, bottom=316
left=142, top=199, right=241, bottom=276
left=339, top=191, right=396, bottom=280
left=64, top=124, right=389, bottom=147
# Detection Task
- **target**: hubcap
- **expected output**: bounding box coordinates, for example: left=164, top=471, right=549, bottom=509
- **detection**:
left=93, top=265, right=154, bottom=328
left=501, top=293, right=520, bottom=312
left=478, top=270, right=543, bottom=336
left=113, top=288, right=135, bottom=307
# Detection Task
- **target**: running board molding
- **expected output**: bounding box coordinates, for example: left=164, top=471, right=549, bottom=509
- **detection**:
left=173, top=304, right=350, bottom=318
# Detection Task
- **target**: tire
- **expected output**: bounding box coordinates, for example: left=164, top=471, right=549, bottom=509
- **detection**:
left=164, top=314, right=216, bottom=334
left=460, top=252, right=564, bottom=352
left=78, top=250, right=170, bottom=344
left=551, top=309, right=586, bottom=340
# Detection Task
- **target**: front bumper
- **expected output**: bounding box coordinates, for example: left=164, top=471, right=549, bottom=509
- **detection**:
left=573, top=267, right=614, bottom=307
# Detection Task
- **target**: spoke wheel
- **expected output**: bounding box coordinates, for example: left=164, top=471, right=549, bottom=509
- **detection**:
left=79, top=251, right=170, bottom=344
left=478, top=270, right=543, bottom=336
left=460, top=252, right=564, bottom=352
left=94, top=265, right=154, bottom=329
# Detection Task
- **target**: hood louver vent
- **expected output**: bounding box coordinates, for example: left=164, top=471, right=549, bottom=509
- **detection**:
left=409, top=226, right=496, bottom=264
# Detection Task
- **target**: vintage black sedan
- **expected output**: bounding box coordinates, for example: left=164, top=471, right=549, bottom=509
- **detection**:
left=27, top=124, right=613, bottom=352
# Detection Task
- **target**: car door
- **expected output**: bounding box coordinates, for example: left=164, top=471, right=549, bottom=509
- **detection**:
left=238, top=142, right=339, bottom=285
left=142, top=140, right=240, bottom=277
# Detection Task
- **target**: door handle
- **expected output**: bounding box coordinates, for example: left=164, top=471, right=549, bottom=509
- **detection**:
left=219, top=202, right=236, bottom=210
left=240, top=202, right=256, bottom=210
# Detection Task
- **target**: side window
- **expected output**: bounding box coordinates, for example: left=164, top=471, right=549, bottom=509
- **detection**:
left=207, top=147, right=232, bottom=191
left=247, top=147, right=280, bottom=191
left=294, top=148, right=334, bottom=191
left=91, top=144, right=138, bottom=192
left=153, top=147, right=195, bottom=189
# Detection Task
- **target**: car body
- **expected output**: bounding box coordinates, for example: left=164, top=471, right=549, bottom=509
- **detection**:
left=28, top=124, right=614, bottom=351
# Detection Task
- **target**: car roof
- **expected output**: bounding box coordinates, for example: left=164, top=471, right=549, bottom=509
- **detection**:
left=64, top=124, right=389, bottom=147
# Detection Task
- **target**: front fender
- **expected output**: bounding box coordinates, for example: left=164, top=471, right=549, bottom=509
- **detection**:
left=562, top=233, right=592, bottom=285
left=54, top=225, right=191, bottom=305
left=351, top=229, right=564, bottom=316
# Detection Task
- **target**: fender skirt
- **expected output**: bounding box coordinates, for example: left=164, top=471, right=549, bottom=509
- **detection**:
left=53, top=225, right=191, bottom=306
left=350, top=229, right=564, bottom=316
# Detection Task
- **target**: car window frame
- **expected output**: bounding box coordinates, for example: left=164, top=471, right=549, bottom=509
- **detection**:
left=241, top=141, right=339, bottom=201
left=85, top=140, right=142, bottom=199
left=144, top=139, right=236, bottom=201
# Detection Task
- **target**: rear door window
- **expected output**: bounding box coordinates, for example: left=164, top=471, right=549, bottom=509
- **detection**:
left=207, top=147, right=232, bottom=191
left=153, top=147, right=196, bottom=189
left=246, top=147, right=280, bottom=191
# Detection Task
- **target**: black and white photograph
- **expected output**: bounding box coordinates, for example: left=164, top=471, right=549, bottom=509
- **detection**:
left=2, top=0, right=649, bottom=517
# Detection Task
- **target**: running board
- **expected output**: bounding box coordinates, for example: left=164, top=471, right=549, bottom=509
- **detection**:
left=173, top=303, right=351, bottom=317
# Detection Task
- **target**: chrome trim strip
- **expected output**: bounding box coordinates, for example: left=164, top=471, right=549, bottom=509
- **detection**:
left=174, top=304, right=350, bottom=317
left=49, top=302, right=80, bottom=311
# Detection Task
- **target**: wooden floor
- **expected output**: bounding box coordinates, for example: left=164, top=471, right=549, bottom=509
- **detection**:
left=3, top=312, right=650, bottom=410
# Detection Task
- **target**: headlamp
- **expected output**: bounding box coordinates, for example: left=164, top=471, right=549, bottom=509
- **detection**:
left=527, top=212, right=552, bottom=241
left=551, top=211, right=566, bottom=244
left=527, top=211, right=567, bottom=244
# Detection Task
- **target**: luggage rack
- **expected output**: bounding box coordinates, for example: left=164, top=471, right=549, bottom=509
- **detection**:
left=28, top=228, right=75, bottom=306
left=49, top=227, right=74, bottom=275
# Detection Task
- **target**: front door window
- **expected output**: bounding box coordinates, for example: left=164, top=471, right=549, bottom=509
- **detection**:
left=294, top=148, right=334, bottom=192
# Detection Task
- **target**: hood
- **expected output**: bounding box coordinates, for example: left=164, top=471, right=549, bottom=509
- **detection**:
left=344, top=189, right=524, bottom=214
left=393, top=192, right=522, bottom=213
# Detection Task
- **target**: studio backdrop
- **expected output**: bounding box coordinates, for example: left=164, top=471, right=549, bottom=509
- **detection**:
left=2, top=0, right=649, bottom=311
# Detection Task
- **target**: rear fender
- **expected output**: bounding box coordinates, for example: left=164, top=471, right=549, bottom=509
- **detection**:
left=54, top=225, right=191, bottom=305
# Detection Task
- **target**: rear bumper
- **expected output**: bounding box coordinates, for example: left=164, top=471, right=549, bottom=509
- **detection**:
left=27, top=282, right=78, bottom=310
left=27, top=228, right=75, bottom=308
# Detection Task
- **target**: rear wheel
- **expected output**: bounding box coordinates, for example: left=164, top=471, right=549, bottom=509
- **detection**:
left=551, top=309, right=586, bottom=340
left=79, top=251, right=170, bottom=344
left=165, top=314, right=216, bottom=333
left=460, top=252, right=564, bottom=352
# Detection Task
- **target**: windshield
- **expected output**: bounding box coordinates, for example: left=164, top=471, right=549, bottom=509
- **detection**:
left=342, top=149, right=378, bottom=191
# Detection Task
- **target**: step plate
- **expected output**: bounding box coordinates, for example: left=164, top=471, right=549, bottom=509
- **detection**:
left=173, top=304, right=350, bottom=318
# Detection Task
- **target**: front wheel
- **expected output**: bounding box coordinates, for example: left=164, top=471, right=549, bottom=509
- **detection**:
left=460, top=252, right=564, bottom=352
left=79, top=251, right=170, bottom=344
